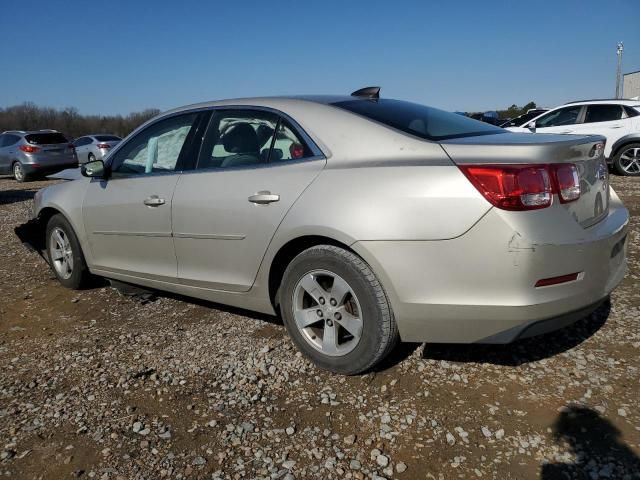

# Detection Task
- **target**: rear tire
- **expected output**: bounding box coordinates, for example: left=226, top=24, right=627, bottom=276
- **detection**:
left=13, top=162, right=29, bottom=182
left=46, top=214, right=91, bottom=289
left=280, top=245, right=399, bottom=375
left=88, top=153, right=96, bottom=163
left=613, top=143, right=640, bottom=176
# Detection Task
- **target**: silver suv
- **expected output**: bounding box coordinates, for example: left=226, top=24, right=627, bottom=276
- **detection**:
left=0, top=130, right=78, bottom=182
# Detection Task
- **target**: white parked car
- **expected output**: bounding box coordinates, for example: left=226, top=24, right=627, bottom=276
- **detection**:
left=506, top=99, right=640, bottom=175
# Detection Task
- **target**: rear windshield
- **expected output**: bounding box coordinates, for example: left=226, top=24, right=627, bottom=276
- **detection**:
left=332, top=99, right=505, bottom=141
left=25, top=133, right=68, bottom=145
left=94, top=135, right=121, bottom=142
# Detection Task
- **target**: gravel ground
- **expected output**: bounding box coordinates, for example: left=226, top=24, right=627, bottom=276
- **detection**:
left=0, top=174, right=639, bottom=480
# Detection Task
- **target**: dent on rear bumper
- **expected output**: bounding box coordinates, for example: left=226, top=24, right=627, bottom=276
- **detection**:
left=352, top=191, right=629, bottom=344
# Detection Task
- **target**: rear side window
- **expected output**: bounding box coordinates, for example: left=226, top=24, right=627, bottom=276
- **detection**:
left=584, top=105, right=623, bottom=123
left=25, top=133, right=68, bottom=145
left=1, top=134, right=21, bottom=146
left=197, top=110, right=280, bottom=169
left=624, top=106, right=640, bottom=117
left=95, top=135, right=121, bottom=142
left=74, top=137, right=91, bottom=146
left=332, top=99, right=504, bottom=141
left=271, top=121, right=313, bottom=162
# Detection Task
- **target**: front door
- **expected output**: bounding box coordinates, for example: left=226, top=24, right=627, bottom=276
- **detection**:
left=82, top=111, right=202, bottom=280
left=528, top=105, right=584, bottom=135
left=172, top=109, right=326, bottom=292
left=569, top=104, right=631, bottom=158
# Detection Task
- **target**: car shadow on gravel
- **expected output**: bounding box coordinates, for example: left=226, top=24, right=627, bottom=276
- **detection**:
left=420, top=300, right=611, bottom=366
left=0, top=188, right=38, bottom=205
left=541, top=406, right=640, bottom=479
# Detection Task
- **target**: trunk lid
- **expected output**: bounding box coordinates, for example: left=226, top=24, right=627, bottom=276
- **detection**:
left=440, top=132, right=609, bottom=228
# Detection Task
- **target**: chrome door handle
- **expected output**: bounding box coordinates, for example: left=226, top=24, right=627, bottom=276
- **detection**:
left=248, top=191, right=280, bottom=204
left=143, top=195, right=165, bottom=207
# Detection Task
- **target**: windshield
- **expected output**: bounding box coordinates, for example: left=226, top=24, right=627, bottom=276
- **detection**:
left=332, top=99, right=505, bottom=141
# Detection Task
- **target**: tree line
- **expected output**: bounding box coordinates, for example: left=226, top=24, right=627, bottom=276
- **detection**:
left=0, top=102, right=161, bottom=139
left=467, top=101, right=538, bottom=120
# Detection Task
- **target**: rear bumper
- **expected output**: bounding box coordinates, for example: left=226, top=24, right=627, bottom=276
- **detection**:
left=353, top=189, right=629, bottom=343
left=22, top=161, right=78, bottom=176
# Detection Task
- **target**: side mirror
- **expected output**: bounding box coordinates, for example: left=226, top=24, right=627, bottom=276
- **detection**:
left=81, top=160, right=107, bottom=178
left=527, top=121, right=537, bottom=132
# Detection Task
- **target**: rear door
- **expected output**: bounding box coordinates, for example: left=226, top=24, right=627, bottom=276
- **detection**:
left=0, top=135, right=9, bottom=173
left=172, top=109, right=326, bottom=292
left=0, top=134, right=21, bottom=173
left=73, top=137, right=91, bottom=163
left=569, top=104, right=631, bottom=158
left=82, top=111, right=204, bottom=280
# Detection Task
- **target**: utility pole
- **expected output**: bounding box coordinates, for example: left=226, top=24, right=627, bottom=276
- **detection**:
left=616, top=42, right=624, bottom=99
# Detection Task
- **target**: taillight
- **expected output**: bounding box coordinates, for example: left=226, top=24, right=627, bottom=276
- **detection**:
left=553, top=164, right=580, bottom=203
left=460, top=163, right=581, bottom=211
left=68, top=143, right=76, bottom=151
left=19, top=145, right=40, bottom=153
left=97, top=143, right=111, bottom=149
left=460, top=165, right=552, bottom=210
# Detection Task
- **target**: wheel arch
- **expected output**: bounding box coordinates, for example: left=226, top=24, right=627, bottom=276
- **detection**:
left=610, top=134, right=640, bottom=160
left=268, top=235, right=356, bottom=310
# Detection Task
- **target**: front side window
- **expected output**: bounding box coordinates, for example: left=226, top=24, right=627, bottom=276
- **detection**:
left=332, top=99, right=505, bottom=141
left=584, top=105, right=623, bottom=123
left=197, top=110, right=280, bottom=169
left=109, top=113, right=198, bottom=176
left=74, top=137, right=90, bottom=147
left=535, top=106, right=582, bottom=128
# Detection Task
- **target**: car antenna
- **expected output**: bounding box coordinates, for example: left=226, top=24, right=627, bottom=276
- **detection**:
left=350, top=86, right=380, bottom=99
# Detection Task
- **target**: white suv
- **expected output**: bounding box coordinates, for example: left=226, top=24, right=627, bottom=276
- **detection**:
left=506, top=99, right=640, bottom=175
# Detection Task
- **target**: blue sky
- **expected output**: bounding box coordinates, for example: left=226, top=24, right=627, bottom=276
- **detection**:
left=1, top=0, right=638, bottom=115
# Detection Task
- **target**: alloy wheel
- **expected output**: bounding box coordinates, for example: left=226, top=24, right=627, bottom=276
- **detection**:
left=619, top=147, right=640, bottom=174
left=49, top=227, right=74, bottom=280
left=292, top=269, right=363, bottom=356
left=13, top=163, right=24, bottom=181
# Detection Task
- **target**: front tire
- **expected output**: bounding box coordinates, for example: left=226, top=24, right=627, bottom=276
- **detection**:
left=613, top=143, right=640, bottom=176
left=46, top=214, right=91, bottom=289
left=280, top=245, right=399, bottom=375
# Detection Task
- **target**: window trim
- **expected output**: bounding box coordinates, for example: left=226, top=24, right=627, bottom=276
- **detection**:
left=103, top=105, right=326, bottom=178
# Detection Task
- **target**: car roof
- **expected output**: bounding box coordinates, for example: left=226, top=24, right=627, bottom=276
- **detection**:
left=1, top=129, right=61, bottom=135
left=563, top=99, right=640, bottom=106
left=162, top=95, right=363, bottom=116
